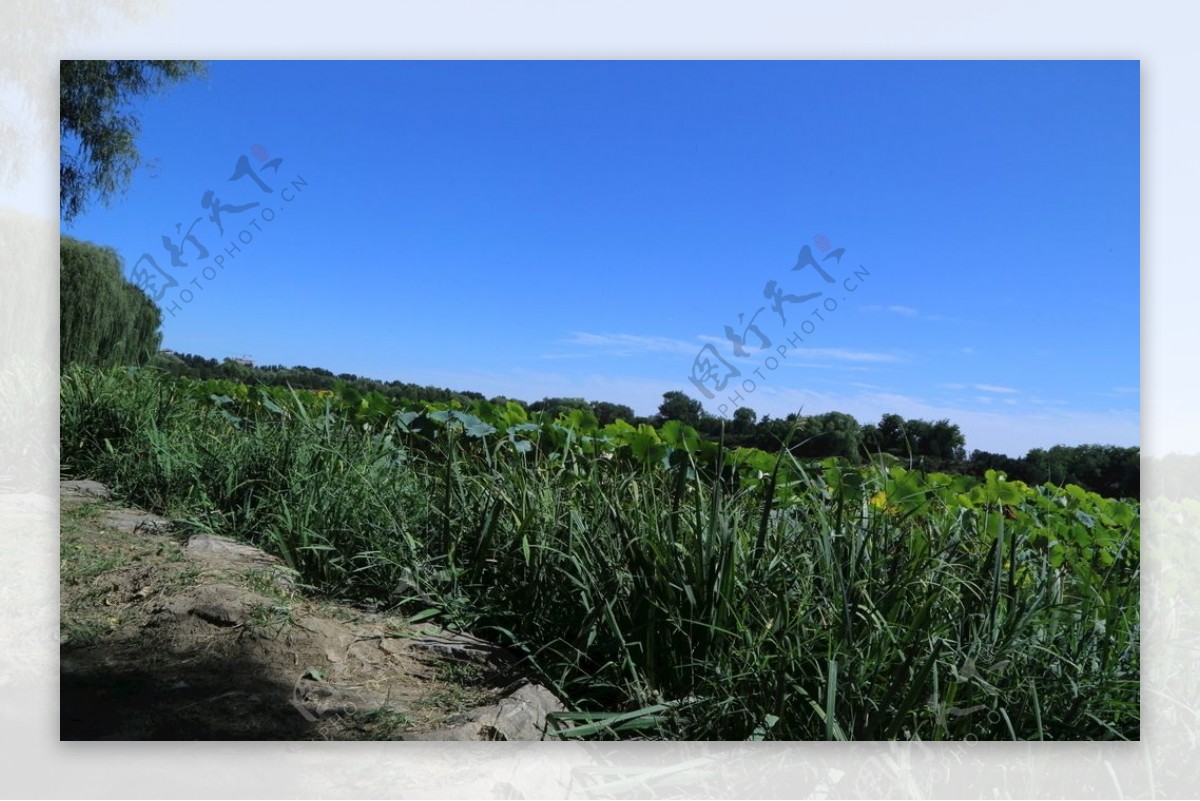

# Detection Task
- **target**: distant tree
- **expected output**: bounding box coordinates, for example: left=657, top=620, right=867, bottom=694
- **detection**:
left=591, top=400, right=635, bottom=426
left=1024, top=444, right=1139, bottom=500
left=963, top=444, right=1138, bottom=500
left=1105, top=446, right=1141, bottom=500
left=862, top=413, right=964, bottom=467
left=220, top=358, right=253, bottom=381
left=657, top=391, right=704, bottom=428
left=920, top=419, right=967, bottom=467
left=794, top=411, right=862, bottom=461
left=863, top=413, right=909, bottom=456
left=693, top=414, right=726, bottom=440
left=1024, top=447, right=1065, bottom=486
left=490, top=396, right=528, bottom=409
left=60, top=60, right=207, bottom=223
left=966, top=449, right=1024, bottom=479
left=749, top=414, right=798, bottom=451
left=60, top=236, right=161, bottom=368
left=732, top=407, right=758, bottom=435
left=901, top=419, right=932, bottom=458
left=147, top=350, right=186, bottom=374
left=529, top=396, right=591, bottom=419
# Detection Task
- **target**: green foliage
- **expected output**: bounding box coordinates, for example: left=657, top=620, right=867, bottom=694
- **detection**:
left=591, top=400, right=636, bottom=427
left=158, top=351, right=488, bottom=407
left=731, top=406, right=758, bottom=435
left=60, top=59, right=207, bottom=223
left=150, top=351, right=1138, bottom=500
left=528, top=396, right=591, bottom=419
left=861, top=413, right=965, bottom=468
left=657, top=391, right=704, bottom=428
left=60, top=236, right=162, bottom=368
left=1023, top=444, right=1140, bottom=500
left=61, top=366, right=1140, bottom=741
left=793, top=411, right=863, bottom=461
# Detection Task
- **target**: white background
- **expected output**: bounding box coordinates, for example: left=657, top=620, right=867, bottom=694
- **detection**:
left=0, top=1, right=1189, bottom=797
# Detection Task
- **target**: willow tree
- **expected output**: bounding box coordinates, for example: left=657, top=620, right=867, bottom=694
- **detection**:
left=60, top=60, right=206, bottom=224
left=60, top=236, right=161, bottom=368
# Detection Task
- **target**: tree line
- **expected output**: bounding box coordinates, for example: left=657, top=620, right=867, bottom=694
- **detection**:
left=142, top=357, right=1140, bottom=500
left=651, top=390, right=1138, bottom=499
left=56, top=240, right=1138, bottom=502
left=151, top=352, right=491, bottom=408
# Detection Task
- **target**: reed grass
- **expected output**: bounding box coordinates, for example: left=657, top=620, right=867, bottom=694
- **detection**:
left=60, top=365, right=1139, bottom=740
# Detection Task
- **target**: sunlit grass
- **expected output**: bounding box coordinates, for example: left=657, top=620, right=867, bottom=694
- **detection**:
left=60, top=365, right=1139, bottom=740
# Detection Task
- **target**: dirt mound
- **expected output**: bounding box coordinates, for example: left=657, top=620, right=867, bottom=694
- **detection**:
left=59, top=481, right=564, bottom=740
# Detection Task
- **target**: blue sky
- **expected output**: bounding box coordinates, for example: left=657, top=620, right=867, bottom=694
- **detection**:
left=62, top=60, right=1139, bottom=456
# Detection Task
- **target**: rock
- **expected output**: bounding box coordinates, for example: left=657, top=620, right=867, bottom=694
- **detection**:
left=186, top=534, right=273, bottom=562
left=60, top=479, right=171, bottom=534
left=103, top=508, right=172, bottom=535
left=476, top=682, right=566, bottom=741
left=60, top=479, right=113, bottom=500
left=403, top=682, right=565, bottom=741
left=186, top=534, right=297, bottom=590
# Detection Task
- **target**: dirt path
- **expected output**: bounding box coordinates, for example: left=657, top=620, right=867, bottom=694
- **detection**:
left=59, top=480, right=563, bottom=740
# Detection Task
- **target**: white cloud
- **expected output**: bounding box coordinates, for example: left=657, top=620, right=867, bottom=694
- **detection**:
left=538, top=352, right=597, bottom=361
left=777, top=362, right=877, bottom=372
left=943, top=382, right=1019, bottom=395
left=1028, top=397, right=1069, bottom=406
left=1099, top=386, right=1140, bottom=396
left=562, top=332, right=700, bottom=356
left=781, top=347, right=902, bottom=364
left=858, top=305, right=960, bottom=323
left=860, top=304, right=908, bottom=315
left=690, top=337, right=902, bottom=367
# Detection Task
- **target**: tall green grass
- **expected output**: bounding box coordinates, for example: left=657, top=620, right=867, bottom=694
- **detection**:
left=60, top=365, right=1139, bottom=740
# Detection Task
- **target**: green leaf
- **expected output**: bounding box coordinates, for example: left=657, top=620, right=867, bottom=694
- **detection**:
left=546, top=703, right=674, bottom=739
left=660, top=419, right=700, bottom=452
left=394, top=410, right=422, bottom=431
left=407, top=608, right=442, bottom=624
left=453, top=411, right=497, bottom=438
left=260, top=395, right=286, bottom=415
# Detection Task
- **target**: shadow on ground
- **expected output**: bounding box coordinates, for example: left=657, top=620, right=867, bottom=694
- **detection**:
left=61, top=646, right=315, bottom=740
